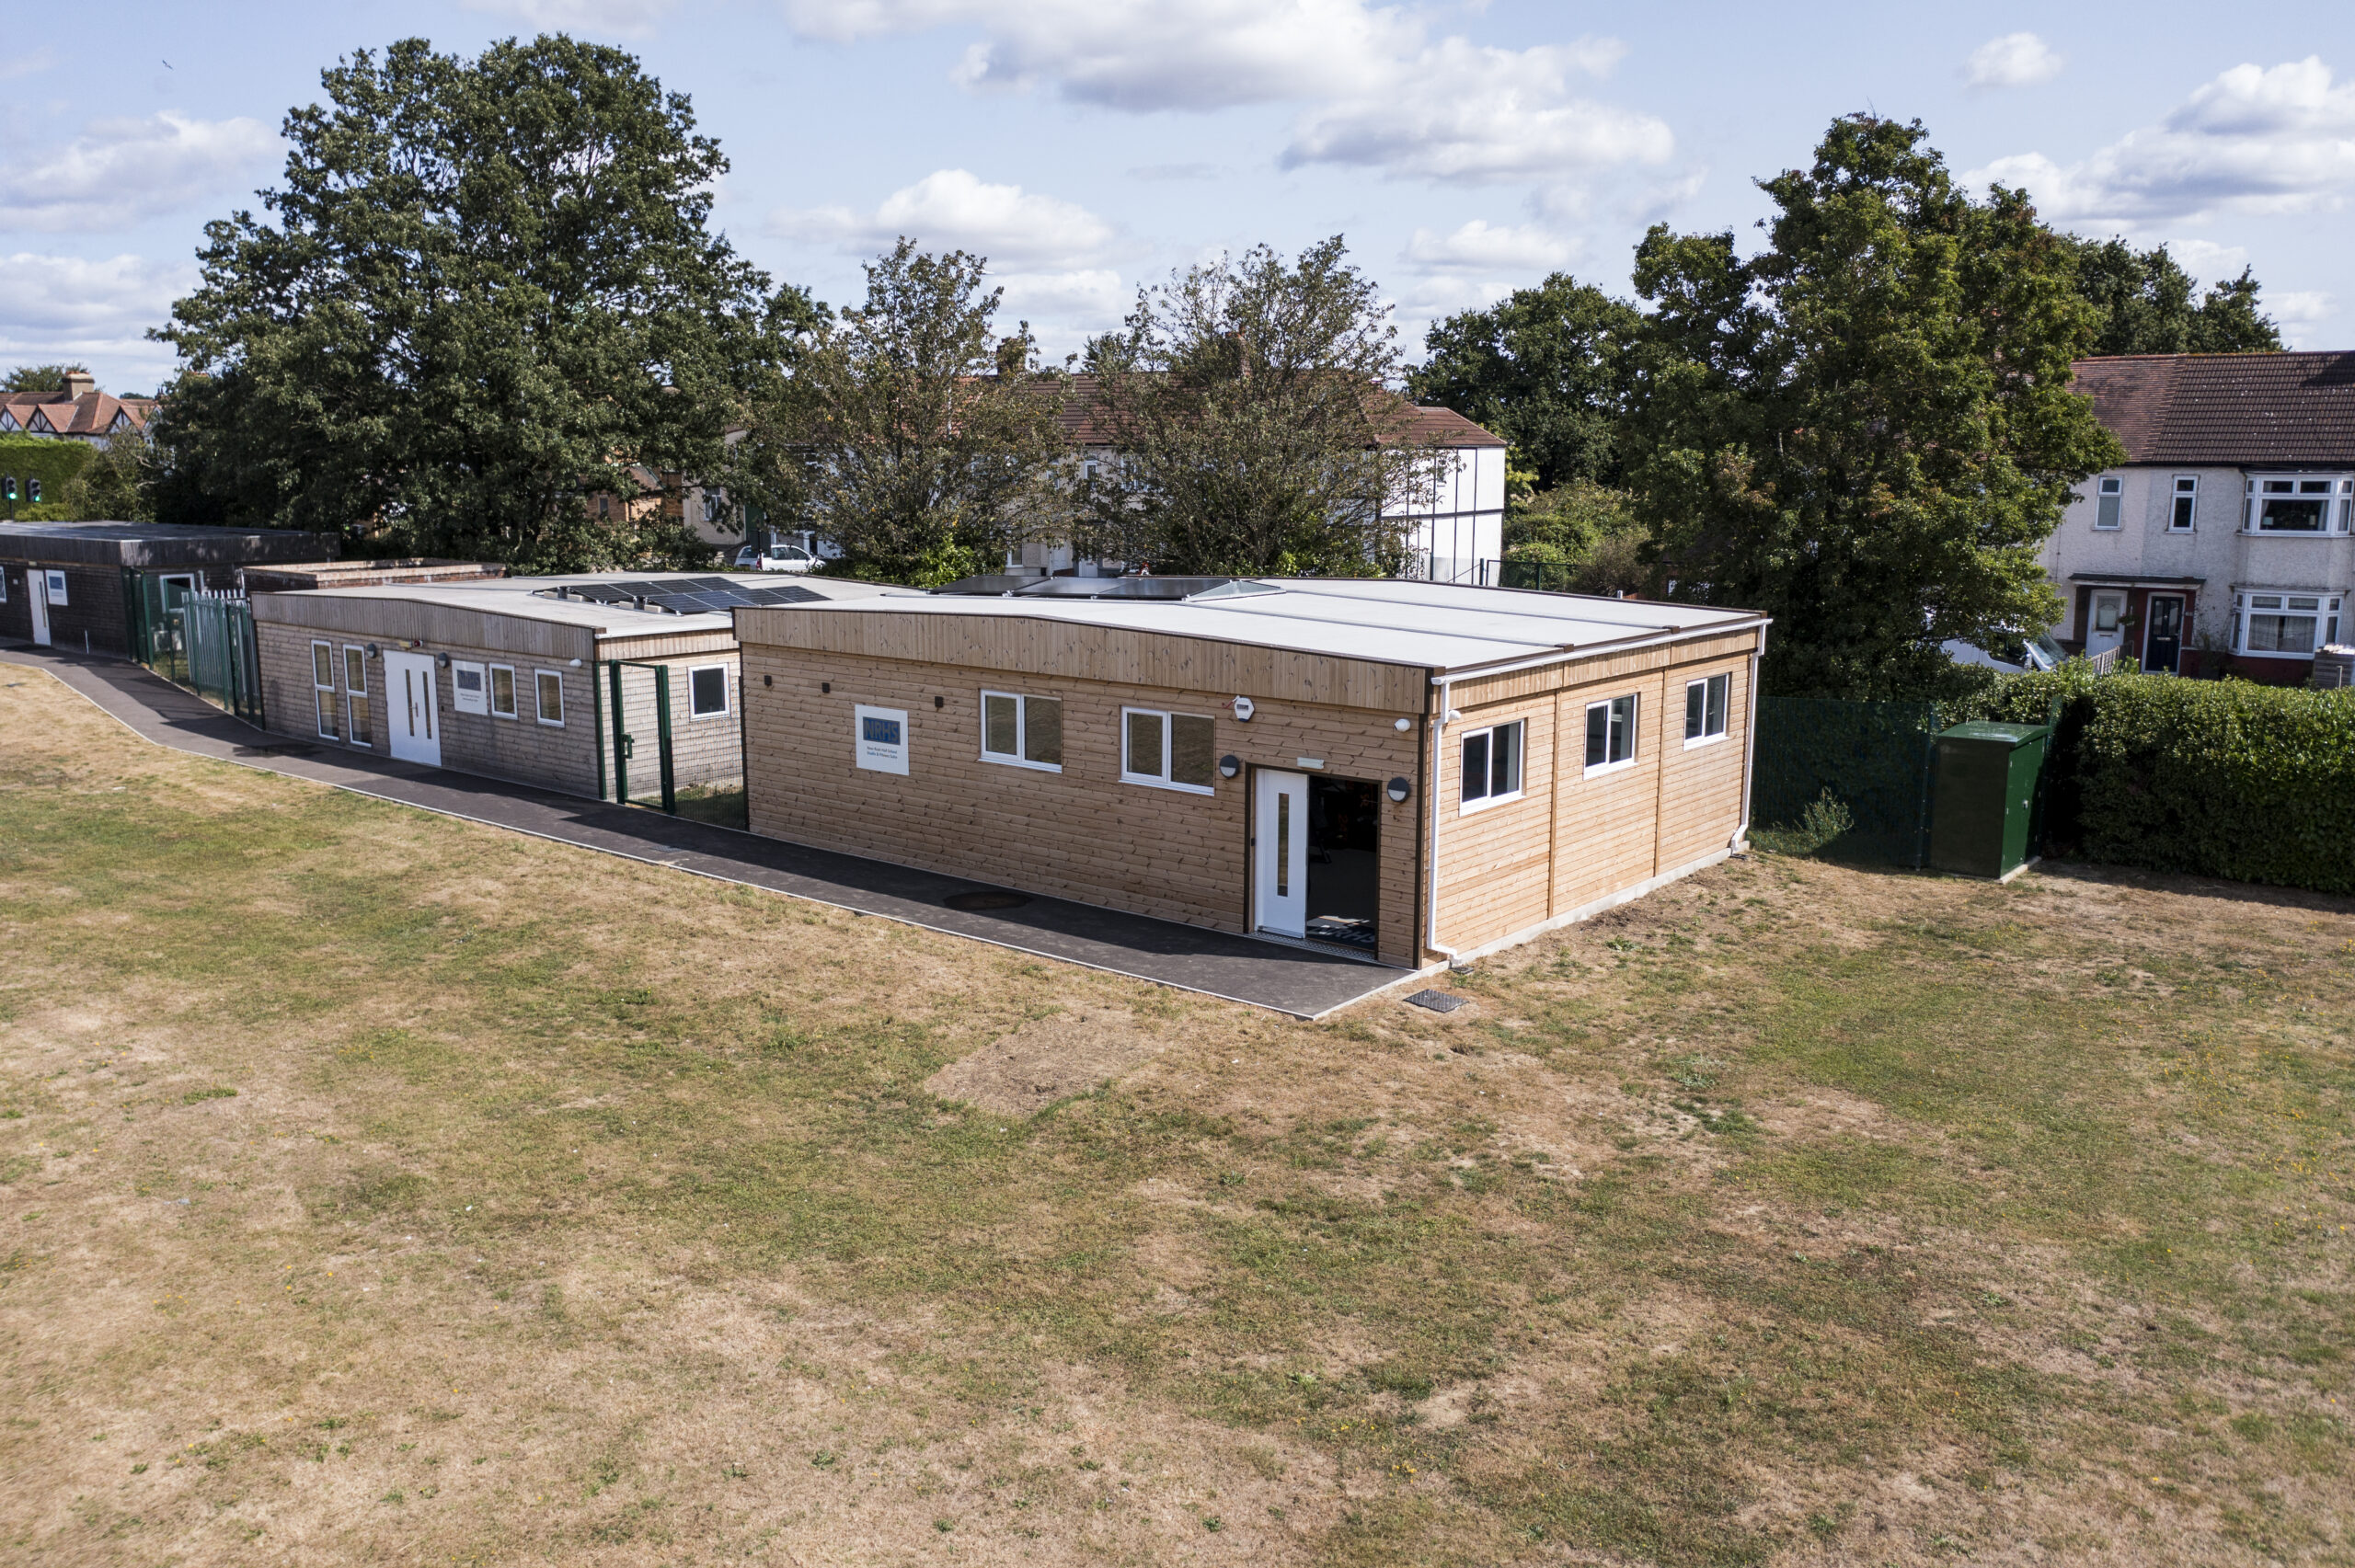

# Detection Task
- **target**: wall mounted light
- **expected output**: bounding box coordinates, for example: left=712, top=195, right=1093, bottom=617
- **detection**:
left=364, top=643, right=380, bottom=658
left=568, top=658, right=582, bottom=667
left=1218, top=754, right=1241, bottom=779
left=763, top=674, right=773, bottom=687
left=1393, top=716, right=1412, bottom=732
left=821, top=681, right=831, bottom=693
left=1386, top=776, right=1412, bottom=803
left=435, top=652, right=452, bottom=669
left=934, top=694, right=945, bottom=709
left=1230, top=696, right=1255, bottom=721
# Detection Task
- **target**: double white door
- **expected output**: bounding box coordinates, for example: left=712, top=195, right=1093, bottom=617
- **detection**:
left=1254, top=770, right=1309, bottom=938
left=384, top=651, right=442, bottom=766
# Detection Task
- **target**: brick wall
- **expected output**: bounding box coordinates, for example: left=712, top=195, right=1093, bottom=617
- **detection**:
left=740, top=647, right=1428, bottom=967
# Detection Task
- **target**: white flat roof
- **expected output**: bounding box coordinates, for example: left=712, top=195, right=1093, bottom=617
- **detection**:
left=774, top=578, right=1764, bottom=675
left=258, top=571, right=911, bottom=637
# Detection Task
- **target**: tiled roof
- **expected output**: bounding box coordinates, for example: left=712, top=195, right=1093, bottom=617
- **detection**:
left=2072, top=351, right=2355, bottom=465
left=1051, top=373, right=1503, bottom=450
left=0, top=388, right=155, bottom=439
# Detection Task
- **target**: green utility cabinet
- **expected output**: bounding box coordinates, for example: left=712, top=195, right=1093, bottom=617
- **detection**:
left=1928, top=721, right=2050, bottom=879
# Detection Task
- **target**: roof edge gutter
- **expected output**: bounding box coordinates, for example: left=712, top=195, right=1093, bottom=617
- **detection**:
left=1430, top=614, right=1775, bottom=685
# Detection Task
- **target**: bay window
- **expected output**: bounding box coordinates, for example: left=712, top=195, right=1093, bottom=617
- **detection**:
left=2246, top=475, right=2353, bottom=534
left=2233, top=592, right=2342, bottom=655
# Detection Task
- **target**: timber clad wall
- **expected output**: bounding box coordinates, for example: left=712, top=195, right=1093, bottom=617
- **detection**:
left=739, top=606, right=1761, bottom=969
left=741, top=646, right=1427, bottom=967
left=1435, top=645, right=1753, bottom=954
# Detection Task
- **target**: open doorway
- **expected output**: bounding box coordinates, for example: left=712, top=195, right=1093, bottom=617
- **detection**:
left=1305, top=776, right=1380, bottom=952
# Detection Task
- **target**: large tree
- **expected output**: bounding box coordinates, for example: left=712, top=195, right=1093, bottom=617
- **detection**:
left=1627, top=115, right=2123, bottom=698
left=153, top=35, right=778, bottom=568
left=2063, top=235, right=2282, bottom=356
left=1078, top=237, right=1442, bottom=577
left=767, top=240, right=1071, bottom=586
left=2, top=363, right=91, bottom=395
left=1409, top=272, right=1641, bottom=488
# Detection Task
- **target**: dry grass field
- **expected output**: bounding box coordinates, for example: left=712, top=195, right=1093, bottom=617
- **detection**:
left=2, top=664, right=2351, bottom=1567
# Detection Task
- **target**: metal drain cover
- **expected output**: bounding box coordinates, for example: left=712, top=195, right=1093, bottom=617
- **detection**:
left=1405, top=990, right=1467, bottom=1013
left=944, top=888, right=1030, bottom=912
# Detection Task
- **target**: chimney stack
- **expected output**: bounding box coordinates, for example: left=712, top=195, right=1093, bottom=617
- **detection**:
left=62, top=372, right=97, bottom=400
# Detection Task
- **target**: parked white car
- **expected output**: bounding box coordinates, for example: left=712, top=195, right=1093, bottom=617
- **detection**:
left=732, top=544, right=820, bottom=573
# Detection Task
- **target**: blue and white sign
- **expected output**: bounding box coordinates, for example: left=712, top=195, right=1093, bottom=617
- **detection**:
left=854, top=704, right=909, bottom=775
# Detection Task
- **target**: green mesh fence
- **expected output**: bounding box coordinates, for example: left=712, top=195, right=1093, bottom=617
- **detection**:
left=1752, top=696, right=1947, bottom=866
left=122, top=569, right=264, bottom=724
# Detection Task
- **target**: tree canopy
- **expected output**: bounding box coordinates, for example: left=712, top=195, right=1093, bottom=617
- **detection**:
left=1627, top=115, right=2123, bottom=698
left=1409, top=273, right=1640, bottom=489
left=757, top=240, right=1071, bottom=586
left=153, top=34, right=781, bottom=568
left=2, top=363, right=92, bottom=395
left=1078, top=237, right=1442, bottom=577
left=2062, top=235, right=2282, bottom=356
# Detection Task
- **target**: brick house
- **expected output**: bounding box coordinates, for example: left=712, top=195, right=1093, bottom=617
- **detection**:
left=2045, top=351, right=2355, bottom=681
left=0, top=372, right=156, bottom=445
left=249, top=572, right=906, bottom=803
left=735, top=578, right=1765, bottom=970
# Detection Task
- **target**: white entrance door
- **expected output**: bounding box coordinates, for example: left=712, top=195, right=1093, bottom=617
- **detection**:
left=29, top=571, right=52, bottom=647
left=384, top=652, right=442, bottom=766
left=1254, top=770, right=1309, bottom=938
left=2085, top=591, right=2126, bottom=659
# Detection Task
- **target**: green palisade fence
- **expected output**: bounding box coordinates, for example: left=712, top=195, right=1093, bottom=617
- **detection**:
left=122, top=569, right=264, bottom=725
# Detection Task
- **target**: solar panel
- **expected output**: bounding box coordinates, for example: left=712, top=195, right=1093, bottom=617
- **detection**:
left=534, top=577, right=830, bottom=615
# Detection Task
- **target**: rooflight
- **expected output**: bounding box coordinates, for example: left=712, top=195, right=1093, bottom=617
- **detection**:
left=1186, top=579, right=1282, bottom=600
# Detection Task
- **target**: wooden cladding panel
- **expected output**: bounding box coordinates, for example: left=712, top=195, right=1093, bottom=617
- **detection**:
left=1654, top=657, right=1752, bottom=872
left=741, top=647, right=1426, bottom=967
left=737, top=608, right=1429, bottom=714
left=1446, top=627, right=1763, bottom=712
left=1430, top=692, right=1558, bottom=952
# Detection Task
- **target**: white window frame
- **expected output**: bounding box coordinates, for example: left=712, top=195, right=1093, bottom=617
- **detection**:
left=1457, top=718, right=1526, bottom=814
left=1683, top=672, right=1730, bottom=748
left=1583, top=692, right=1638, bottom=777
left=0, top=566, right=8, bottom=603
left=979, top=689, right=1063, bottom=773
left=2094, top=475, right=2123, bottom=530
left=342, top=645, right=373, bottom=747
left=2231, top=590, right=2341, bottom=657
left=1120, top=706, right=1216, bottom=795
left=687, top=663, right=730, bottom=719
left=488, top=664, right=517, bottom=719
left=310, top=639, right=340, bottom=740
left=2169, top=475, right=2198, bottom=533
left=534, top=669, right=566, bottom=727
left=2246, top=474, right=2351, bottom=536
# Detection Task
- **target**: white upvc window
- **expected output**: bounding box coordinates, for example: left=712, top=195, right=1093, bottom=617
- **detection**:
left=2232, top=591, right=2342, bottom=655
left=1584, top=693, right=1638, bottom=776
left=488, top=664, right=517, bottom=718
left=1121, top=707, right=1215, bottom=793
left=2169, top=475, right=2198, bottom=532
left=688, top=664, right=730, bottom=719
left=310, top=640, right=340, bottom=739
left=1458, top=718, right=1525, bottom=812
left=2095, top=475, right=2122, bottom=530
left=1684, top=672, right=1730, bottom=746
left=2246, top=475, right=2353, bottom=534
left=980, top=689, right=1063, bottom=771
left=342, top=646, right=373, bottom=747
left=534, top=670, right=565, bottom=727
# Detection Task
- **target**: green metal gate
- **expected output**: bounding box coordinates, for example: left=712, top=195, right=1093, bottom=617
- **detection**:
left=122, top=569, right=264, bottom=724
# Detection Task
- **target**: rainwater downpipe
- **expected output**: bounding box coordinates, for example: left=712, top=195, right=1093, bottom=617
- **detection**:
left=1425, top=674, right=1460, bottom=967
left=1732, top=625, right=1769, bottom=849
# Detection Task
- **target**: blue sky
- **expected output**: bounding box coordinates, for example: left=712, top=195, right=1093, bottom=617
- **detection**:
left=5, top=1, right=2350, bottom=395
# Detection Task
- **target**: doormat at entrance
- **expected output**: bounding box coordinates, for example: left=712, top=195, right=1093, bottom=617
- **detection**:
left=1405, top=990, right=1467, bottom=1013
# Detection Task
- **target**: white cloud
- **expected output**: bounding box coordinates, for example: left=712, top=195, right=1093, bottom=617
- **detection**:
left=777, top=0, right=1666, bottom=182
left=1974, top=57, right=2355, bottom=224
left=996, top=269, right=1127, bottom=324
left=0, top=47, right=57, bottom=83
left=1402, top=220, right=1580, bottom=274
left=0, top=112, right=279, bottom=233
left=772, top=168, right=1120, bottom=270
left=1964, top=32, right=2063, bottom=90
left=2268, top=289, right=2335, bottom=338
left=0, top=253, right=191, bottom=385
left=461, top=0, right=679, bottom=35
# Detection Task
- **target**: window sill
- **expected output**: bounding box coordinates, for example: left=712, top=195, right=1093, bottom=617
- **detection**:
left=690, top=711, right=731, bottom=722
left=1458, top=790, right=1523, bottom=816
left=982, top=754, right=1063, bottom=773
left=1582, top=759, right=1637, bottom=780
left=1683, top=731, right=1729, bottom=750
left=490, top=710, right=517, bottom=721
left=1121, top=773, right=1214, bottom=795
left=535, top=719, right=566, bottom=728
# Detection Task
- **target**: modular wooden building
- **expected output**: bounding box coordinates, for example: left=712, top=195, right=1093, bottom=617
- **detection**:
left=735, top=578, right=1768, bottom=969
left=0, top=521, right=330, bottom=656
left=250, top=573, right=905, bottom=804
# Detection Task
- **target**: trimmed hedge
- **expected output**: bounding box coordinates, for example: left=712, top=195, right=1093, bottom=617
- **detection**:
left=1962, top=668, right=2355, bottom=895
left=0, top=434, right=93, bottom=519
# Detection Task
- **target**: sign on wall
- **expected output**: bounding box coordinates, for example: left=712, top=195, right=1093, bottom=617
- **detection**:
left=42, top=569, right=67, bottom=605
left=451, top=661, right=489, bottom=715
left=854, top=704, right=909, bottom=774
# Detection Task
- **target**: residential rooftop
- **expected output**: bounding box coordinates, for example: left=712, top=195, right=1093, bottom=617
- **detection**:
left=2074, top=350, right=2355, bottom=465
left=767, top=577, right=1763, bottom=677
